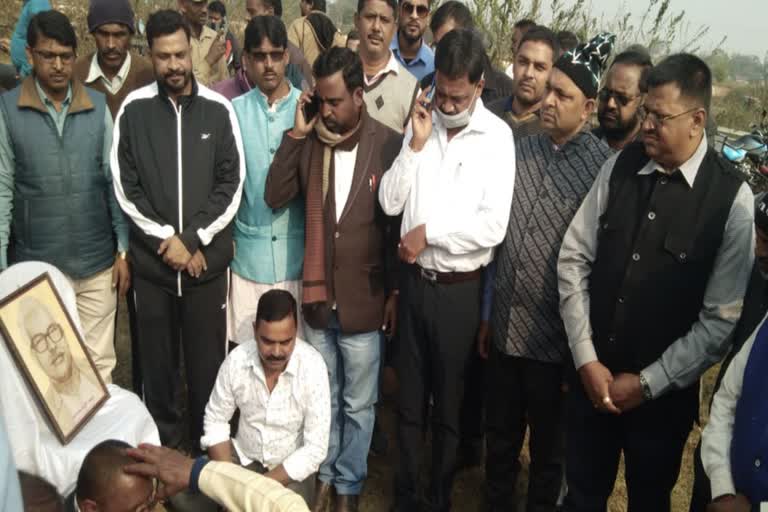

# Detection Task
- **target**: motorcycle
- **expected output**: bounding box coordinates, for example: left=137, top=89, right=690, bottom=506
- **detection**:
left=721, top=109, right=768, bottom=192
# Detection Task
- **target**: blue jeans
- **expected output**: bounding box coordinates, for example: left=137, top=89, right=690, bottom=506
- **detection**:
left=304, top=313, right=381, bottom=495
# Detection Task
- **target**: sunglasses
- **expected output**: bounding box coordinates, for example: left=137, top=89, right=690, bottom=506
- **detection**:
left=401, top=2, right=429, bottom=18
left=247, top=50, right=286, bottom=63
left=598, top=88, right=641, bottom=107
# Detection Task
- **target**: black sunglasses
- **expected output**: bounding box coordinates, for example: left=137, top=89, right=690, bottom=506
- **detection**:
left=401, top=2, right=429, bottom=18
left=598, top=88, right=641, bottom=107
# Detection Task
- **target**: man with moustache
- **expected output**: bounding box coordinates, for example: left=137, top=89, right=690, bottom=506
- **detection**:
left=487, top=26, right=559, bottom=140
left=593, top=50, right=652, bottom=152
left=380, top=29, right=515, bottom=511
left=390, top=0, right=434, bottom=81
left=245, top=0, right=314, bottom=88
left=226, top=16, right=306, bottom=344
left=558, top=53, right=754, bottom=511
left=112, top=9, right=244, bottom=450
left=74, top=0, right=155, bottom=396
left=266, top=48, right=401, bottom=512
left=355, top=0, right=419, bottom=134
left=74, top=0, right=155, bottom=119
left=480, top=34, right=614, bottom=512
left=0, top=10, right=128, bottom=384
left=203, top=290, right=330, bottom=505
left=178, top=0, right=228, bottom=86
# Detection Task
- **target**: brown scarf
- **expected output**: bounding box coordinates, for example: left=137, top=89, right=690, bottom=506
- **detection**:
left=302, top=113, right=364, bottom=319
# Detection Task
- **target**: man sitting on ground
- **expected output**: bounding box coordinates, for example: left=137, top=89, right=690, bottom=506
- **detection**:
left=201, top=290, right=330, bottom=506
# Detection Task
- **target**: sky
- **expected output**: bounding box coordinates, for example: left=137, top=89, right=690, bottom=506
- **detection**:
left=586, top=0, right=767, bottom=57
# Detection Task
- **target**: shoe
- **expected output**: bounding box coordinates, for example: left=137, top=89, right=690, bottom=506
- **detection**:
left=335, top=495, right=359, bottom=512
left=311, top=480, right=334, bottom=512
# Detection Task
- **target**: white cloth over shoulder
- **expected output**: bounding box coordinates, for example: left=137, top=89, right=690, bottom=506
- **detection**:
left=0, top=261, right=160, bottom=497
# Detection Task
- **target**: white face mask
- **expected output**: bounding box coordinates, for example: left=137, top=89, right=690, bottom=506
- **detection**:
left=435, top=81, right=482, bottom=129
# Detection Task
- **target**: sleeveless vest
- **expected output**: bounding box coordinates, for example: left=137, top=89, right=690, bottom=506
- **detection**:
left=0, top=79, right=114, bottom=278
left=731, top=319, right=768, bottom=505
left=589, top=141, right=743, bottom=373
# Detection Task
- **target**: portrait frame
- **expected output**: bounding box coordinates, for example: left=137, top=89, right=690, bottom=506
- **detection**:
left=0, top=272, right=109, bottom=444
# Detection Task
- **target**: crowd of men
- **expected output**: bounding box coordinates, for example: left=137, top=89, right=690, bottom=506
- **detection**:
left=1, top=0, right=767, bottom=511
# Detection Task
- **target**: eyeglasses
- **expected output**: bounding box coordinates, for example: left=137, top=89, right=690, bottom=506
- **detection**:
left=401, top=2, right=429, bottom=18
left=639, top=106, right=700, bottom=127
left=30, top=323, right=64, bottom=353
left=598, top=88, right=641, bottom=107
left=247, top=50, right=286, bottom=63
left=32, top=49, right=75, bottom=65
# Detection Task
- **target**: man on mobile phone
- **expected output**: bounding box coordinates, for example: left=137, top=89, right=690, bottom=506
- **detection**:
left=266, top=48, right=402, bottom=512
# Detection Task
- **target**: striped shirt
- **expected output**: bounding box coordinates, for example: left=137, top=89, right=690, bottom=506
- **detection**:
left=489, top=130, right=611, bottom=363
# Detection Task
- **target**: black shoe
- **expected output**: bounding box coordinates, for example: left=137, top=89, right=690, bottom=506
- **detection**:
left=335, top=495, right=359, bottom=512
left=311, top=480, right=334, bottom=512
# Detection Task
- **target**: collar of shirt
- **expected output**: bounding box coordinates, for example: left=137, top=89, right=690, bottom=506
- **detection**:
left=363, top=50, right=400, bottom=87
left=34, top=79, right=71, bottom=111
left=256, top=83, right=294, bottom=113
left=390, top=35, right=434, bottom=67
left=85, top=52, right=132, bottom=91
left=637, top=131, right=708, bottom=188
left=246, top=341, right=300, bottom=382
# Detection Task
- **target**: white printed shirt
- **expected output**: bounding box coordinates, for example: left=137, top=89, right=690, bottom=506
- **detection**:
left=201, top=339, right=330, bottom=482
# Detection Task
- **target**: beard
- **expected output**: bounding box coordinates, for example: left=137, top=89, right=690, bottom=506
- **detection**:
left=162, top=69, right=192, bottom=94
left=598, top=109, right=640, bottom=141
left=400, top=24, right=424, bottom=45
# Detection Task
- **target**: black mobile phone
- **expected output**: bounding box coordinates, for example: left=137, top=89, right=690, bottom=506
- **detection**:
left=303, top=95, right=320, bottom=121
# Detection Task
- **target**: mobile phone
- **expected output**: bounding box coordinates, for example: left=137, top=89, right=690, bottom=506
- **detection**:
left=303, top=94, right=321, bottom=121
left=420, top=77, right=436, bottom=108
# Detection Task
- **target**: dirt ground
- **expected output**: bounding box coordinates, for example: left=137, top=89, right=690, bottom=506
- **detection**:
left=113, top=299, right=715, bottom=512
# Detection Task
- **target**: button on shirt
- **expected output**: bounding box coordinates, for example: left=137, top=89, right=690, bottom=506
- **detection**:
left=558, top=133, right=755, bottom=398
left=391, top=36, right=435, bottom=82
left=379, top=99, right=516, bottom=272
left=201, top=339, right=331, bottom=482
left=85, top=52, right=131, bottom=96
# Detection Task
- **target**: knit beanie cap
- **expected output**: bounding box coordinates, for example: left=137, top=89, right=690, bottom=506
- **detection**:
left=554, top=32, right=616, bottom=99
left=88, top=0, right=135, bottom=33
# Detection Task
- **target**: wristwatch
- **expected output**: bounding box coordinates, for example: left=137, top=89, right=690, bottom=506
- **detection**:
left=639, top=373, right=653, bottom=401
left=118, top=251, right=128, bottom=261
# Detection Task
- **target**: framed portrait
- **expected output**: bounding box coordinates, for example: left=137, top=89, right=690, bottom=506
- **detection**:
left=0, top=273, right=109, bottom=444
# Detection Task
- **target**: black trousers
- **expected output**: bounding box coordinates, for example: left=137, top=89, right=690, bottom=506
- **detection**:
left=133, top=274, right=227, bottom=449
left=485, top=347, right=566, bottom=512
left=395, top=268, right=481, bottom=511
left=459, top=350, right=485, bottom=454
left=563, top=378, right=698, bottom=512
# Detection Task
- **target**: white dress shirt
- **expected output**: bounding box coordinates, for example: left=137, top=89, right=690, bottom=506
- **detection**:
left=201, top=339, right=331, bottom=482
left=702, top=312, right=767, bottom=500
left=558, top=133, right=755, bottom=398
left=378, top=99, right=516, bottom=272
left=85, top=52, right=132, bottom=96
left=334, top=144, right=358, bottom=222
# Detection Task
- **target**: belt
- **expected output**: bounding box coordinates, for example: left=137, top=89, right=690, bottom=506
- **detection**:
left=414, top=265, right=482, bottom=285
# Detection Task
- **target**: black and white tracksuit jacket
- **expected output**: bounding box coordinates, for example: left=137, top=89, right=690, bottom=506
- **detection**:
left=111, top=80, right=245, bottom=294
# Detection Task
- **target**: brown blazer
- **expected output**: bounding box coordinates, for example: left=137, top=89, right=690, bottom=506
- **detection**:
left=266, top=111, right=403, bottom=333
left=74, top=52, right=155, bottom=119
